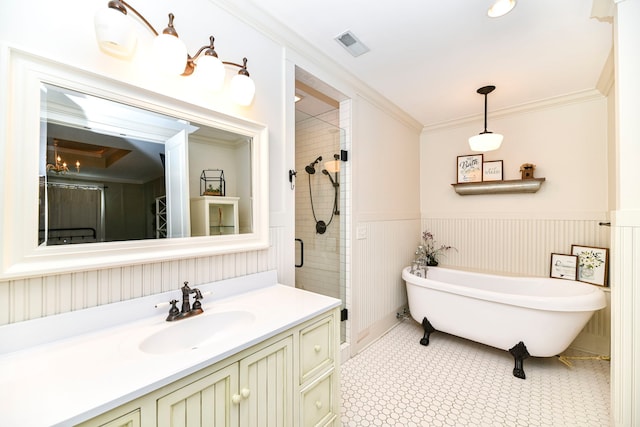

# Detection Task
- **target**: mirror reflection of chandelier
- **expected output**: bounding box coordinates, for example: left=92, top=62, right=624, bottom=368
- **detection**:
left=47, top=141, right=80, bottom=174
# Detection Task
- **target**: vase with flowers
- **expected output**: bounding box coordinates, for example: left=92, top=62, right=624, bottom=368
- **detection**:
left=416, top=230, right=456, bottom=266
left=577, top=250, right=604, bottom=279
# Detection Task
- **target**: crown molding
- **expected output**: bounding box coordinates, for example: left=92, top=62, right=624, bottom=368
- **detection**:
left=208, top=0, right=424, bottom=132
left=596, top=48, right=615, bottom=96
left=422, top=89, right=606, bottom=132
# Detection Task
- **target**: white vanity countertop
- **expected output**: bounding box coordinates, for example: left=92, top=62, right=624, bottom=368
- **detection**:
left=0, top=271, right=340, bottom=426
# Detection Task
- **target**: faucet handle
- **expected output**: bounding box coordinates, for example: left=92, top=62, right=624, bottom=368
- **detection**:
left=191, top=289, right=204, bottom=313
left=165, top=299, right=180, bottom=321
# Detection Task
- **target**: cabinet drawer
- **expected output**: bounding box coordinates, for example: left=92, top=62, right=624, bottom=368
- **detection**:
left=300, top=370, right=336, bottom=427
left=300, top=315, right=334, bottom=384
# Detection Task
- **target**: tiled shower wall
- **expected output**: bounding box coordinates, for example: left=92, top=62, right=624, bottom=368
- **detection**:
left=295, top=110, right=341, bottom=300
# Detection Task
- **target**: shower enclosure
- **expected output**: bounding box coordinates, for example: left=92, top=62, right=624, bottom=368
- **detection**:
left=295, top=110, right=346, bottom=343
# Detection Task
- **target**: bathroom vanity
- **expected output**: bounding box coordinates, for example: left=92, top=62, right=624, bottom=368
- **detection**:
left=0, top=271, right=341, bottom=426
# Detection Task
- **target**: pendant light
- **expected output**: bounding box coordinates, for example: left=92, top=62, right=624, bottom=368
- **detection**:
left=468, top=85, right=503, bottom=152
left=488, top=0, right=517, bottom=18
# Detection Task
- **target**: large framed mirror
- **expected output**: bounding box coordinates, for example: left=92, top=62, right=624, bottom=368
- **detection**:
left=0, top=47, right=269, bottom=279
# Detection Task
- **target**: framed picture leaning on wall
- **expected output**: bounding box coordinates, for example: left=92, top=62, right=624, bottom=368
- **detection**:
left=483, top=160, right=503, bottom=181
left=550, top=253, right=578, bottom=280
left=457, top=154, right=483, bottom=183
left=571, top=245, right=609, bottom=286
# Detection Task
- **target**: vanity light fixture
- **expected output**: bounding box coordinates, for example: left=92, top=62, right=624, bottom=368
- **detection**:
left=468, top=85, right=503, bottom=152
left=487, top=0, right=517, bottom=18
left=94, top=0, right=256, bottom=105
left=46, top=141, right=80, bottom=174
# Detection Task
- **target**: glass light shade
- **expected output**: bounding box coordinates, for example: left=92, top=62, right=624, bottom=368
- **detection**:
left=194, top=55, right=225, bottom=91
left=94, top=7, right=137, bottom=58
left=230, top=74, right=256, bottom=106
left=488, top=0, right=516, bottom=17
left=152, top=33, right=188, bottom=75
left=324, top=160, right=340, bottom=174
left=469, top=133, right=503, bottom=152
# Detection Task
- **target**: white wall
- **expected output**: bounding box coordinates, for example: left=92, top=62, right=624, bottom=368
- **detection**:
left=351, top=95, right=421, bottom=354
left=609, top=1, right=640, bottom=424
left=420, top=93, right=609, bottom=273
left=0, top=0, right=424, bottom=343
left=422, top=92, right=608, bottom=220
left=0, top=0, right=287, bottom=324
left=420, top=92, right=611, bottom=355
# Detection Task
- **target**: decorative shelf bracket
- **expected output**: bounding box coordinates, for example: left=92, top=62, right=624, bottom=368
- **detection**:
left=452, top=178, right=546, bottom=195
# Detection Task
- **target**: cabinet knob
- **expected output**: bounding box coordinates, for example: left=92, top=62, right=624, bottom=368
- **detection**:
left=314, top=345, right=321, bottom=353
left=315, top=400, right=323, bottom=409
left=232, top=394, right=242, bottom=405
left=241, top=388, right=251, bottom=398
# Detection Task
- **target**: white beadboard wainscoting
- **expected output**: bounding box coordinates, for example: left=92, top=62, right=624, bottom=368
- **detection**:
left=423, top=217, right=610, bottom=277
left=0, top=228, right=286, bottom=326
left=422, top=215, right=611, bottom=356
left=352, top=218, right=421, bottom=354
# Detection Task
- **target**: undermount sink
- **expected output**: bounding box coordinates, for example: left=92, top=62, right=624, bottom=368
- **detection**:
left=139, top=310, right=255, bottom=355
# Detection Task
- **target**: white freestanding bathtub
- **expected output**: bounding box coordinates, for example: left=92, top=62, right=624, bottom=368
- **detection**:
left=402, top=266, right=606, bottom=379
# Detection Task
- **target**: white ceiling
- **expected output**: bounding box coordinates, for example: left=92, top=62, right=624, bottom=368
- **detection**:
left=251, top=0, right=612, bottom=127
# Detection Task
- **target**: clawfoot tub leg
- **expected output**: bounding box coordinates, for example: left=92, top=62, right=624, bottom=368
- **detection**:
left=509, top=341, right=530, bottom=379
left=420, top=317, right=436, bottom=346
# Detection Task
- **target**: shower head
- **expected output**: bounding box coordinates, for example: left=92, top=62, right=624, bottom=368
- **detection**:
left=305, top=156, right=323, bottom=174
left=322, top=169, right=337, bottom=186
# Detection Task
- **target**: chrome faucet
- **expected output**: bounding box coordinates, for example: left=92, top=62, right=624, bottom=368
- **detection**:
left=165, top=281, right=204, bottom=321
left=410, top=249, right=428, bottom=278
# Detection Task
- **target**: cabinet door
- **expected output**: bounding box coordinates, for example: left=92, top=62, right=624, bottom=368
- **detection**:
left=77, top=408, right=141, bottom=427
left=157, top=363, right=238, bottom=427
left=239, top=337, right=293, bottom=427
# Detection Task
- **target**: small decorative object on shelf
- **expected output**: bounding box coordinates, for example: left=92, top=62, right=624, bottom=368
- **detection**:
left=520, top=163, right=536, bottom=179
left=200, top=169, right=225, bottom=196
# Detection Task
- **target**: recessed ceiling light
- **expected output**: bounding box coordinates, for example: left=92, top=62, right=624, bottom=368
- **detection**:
left=488, top=0, right=516, bottom=18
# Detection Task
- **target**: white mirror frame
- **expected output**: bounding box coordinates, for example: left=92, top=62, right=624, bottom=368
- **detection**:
left=0, top=46, right=269, bottom=280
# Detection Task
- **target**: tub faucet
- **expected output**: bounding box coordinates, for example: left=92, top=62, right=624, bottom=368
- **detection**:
left=410, top=259, right=428, bottom=278
left=164, top=281, right=204, bottom=321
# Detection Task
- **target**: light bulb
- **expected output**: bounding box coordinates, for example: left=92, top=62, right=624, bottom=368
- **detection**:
left=230, top=73, right=256, bottom=106
left=195, top=54, right=225, bottom=91
left=94, top=7, right=137, bottom=58
left=152, top=33, right=188, bottom=75
left=488, top=0, right=516, bottom=18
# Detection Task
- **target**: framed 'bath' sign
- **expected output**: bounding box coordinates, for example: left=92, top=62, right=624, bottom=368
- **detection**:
left=457, top=154, right=483, bottom=183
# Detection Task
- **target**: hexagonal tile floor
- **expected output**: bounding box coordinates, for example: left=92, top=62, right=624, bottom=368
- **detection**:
left=340, top=320, right=610, bottom=426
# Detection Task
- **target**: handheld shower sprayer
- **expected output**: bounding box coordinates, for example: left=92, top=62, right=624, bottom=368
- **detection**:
left=322, top=169, right=337, bottom=186
left=305, top=156, right=323, bottom=174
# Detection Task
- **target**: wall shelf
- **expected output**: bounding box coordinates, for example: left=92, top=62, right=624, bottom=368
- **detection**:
left=452, top=178, right=546, bottom=195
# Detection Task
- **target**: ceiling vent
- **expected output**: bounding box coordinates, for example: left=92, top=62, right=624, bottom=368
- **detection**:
left=334, top=30, right=370, bottom=57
